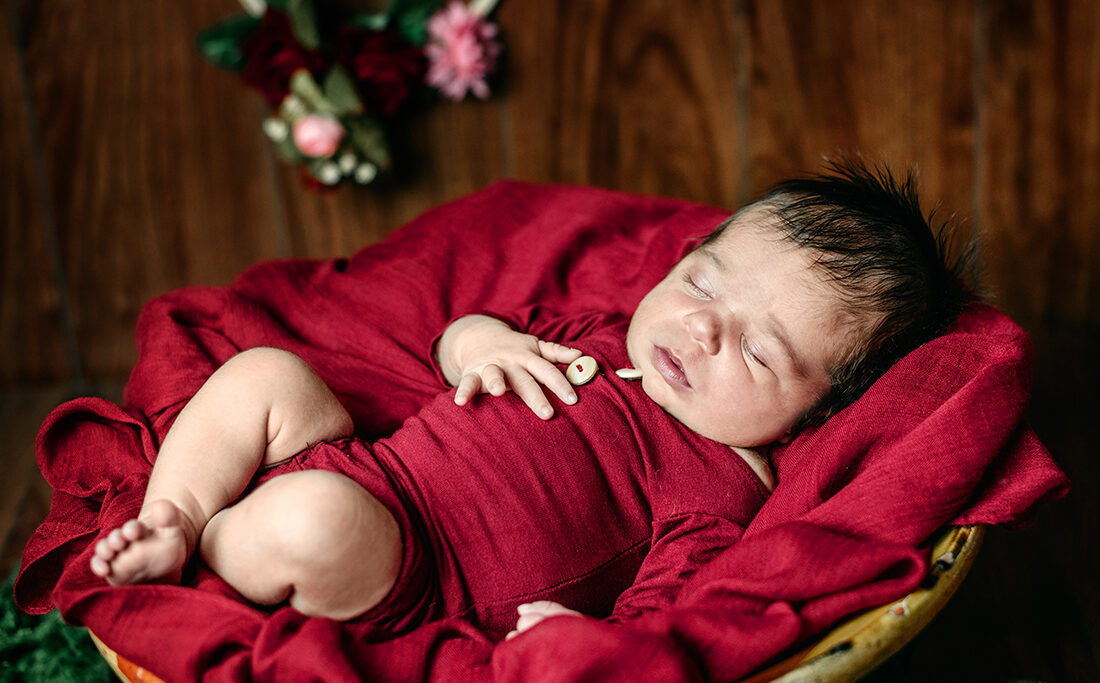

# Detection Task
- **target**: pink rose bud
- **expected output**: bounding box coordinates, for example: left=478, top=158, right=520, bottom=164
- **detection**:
left=293, top=115, right=345, bottom=158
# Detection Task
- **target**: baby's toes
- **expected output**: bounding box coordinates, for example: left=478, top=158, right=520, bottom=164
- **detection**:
left=120, top=519, right=147, bottom=542
left=90, top=554, right=111, bottom=577
left=106, top=528, right=129, bottom=552
left=94, top=537, right=118, bottom=561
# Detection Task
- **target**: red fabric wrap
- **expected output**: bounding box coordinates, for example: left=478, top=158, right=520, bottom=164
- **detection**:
left=16, top=181, right=1068, bottom=681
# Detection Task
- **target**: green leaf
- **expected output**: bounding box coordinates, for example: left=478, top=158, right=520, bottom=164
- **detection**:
left=346, top=116, right=392, bottom=170
left=195, top=14, right=261, bottom=71
left=287, top=0, right=320, bottom=50
left=289, top=69, right=337, bottom=114
left=273, top=134, right=307, bottom=164
left=344, top=11, right=390, bottom=31
left=386, top=0, right=441, bottom=46
left=323, top=66, right=364, bottom=115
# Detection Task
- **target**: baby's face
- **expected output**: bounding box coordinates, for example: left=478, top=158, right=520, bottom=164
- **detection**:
left=626, top=212, right=851, bottom=447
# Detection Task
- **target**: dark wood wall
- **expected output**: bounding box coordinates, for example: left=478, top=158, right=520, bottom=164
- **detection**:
left=2, top=1, right=1098, bottom=679
left=3, top=0, right=1097, bottom=382
left=4, top=0, right=1097, bottom=382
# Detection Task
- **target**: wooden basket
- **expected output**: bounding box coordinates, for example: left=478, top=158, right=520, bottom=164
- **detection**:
left=88, top=525, right=984, bottom=683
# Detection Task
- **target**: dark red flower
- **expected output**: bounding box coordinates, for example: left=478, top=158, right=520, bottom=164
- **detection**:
left=336, top=27, right=426, bottom=116
left=241, top=11, right=325, bottom=108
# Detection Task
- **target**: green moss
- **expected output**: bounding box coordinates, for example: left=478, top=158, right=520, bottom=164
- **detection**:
left=0, top=567, right=114, bottom=683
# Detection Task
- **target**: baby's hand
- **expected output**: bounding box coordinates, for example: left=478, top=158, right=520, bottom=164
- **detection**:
left=505, top=601, right=582, bottom=640
left=438, top=315, right=582, bottom=419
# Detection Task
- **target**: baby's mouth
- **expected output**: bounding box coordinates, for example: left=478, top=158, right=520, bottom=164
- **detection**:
left=653, top=346, right=690, bottom=389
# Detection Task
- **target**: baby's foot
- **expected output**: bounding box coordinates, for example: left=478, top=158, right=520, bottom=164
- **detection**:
left=90, top=499, right=193, bottom=586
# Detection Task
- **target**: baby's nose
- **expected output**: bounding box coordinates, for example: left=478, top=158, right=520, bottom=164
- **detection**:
left=685, top=310, right=721, bottom=355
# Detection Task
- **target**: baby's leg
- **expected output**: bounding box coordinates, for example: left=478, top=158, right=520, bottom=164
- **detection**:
left=201, top=470, right=401, bottom=620
left=90, top=348, right=353, bottom=586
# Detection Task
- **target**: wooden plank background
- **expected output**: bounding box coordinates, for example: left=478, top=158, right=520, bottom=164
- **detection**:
left=1, top=0, right=1097, bottom=679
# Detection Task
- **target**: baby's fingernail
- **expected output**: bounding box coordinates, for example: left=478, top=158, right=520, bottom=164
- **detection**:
left=517, top=603, right=531, bottom=613
left=540, top=406, right=552, bottom=419
left=566, top=393, right=577, bottom=404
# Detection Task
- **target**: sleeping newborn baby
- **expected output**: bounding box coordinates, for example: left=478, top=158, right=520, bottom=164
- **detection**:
left=90, top=161, right=971, bottom=639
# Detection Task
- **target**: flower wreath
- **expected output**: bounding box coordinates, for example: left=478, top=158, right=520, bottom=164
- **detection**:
left=198, top=0, right=502, bottom=189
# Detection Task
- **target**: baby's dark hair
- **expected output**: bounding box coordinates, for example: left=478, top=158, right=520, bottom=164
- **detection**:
left=708, top=158, right=977, bottom=431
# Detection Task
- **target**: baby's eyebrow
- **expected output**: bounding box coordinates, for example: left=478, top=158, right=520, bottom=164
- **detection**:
left=764, top=313, right=811, bottom=380
left=699, top=245, right=725, bottom=271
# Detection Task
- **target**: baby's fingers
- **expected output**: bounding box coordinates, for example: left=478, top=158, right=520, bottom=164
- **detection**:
left=454, top=365, right=507, bottom=405
left=505, top=368, right=556, bottom=420
left=481, top=364, right=508, bottom=396
left=513, top=611, right=550, bottom=634
left=537, top=339, right=583, bottom=364
left=454, top=372, right=483, bottom=406
left=527, top=357, right=578, bottom=407
left=509, top=601, right=580, bottom=639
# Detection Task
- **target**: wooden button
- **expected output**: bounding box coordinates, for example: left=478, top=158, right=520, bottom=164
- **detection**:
left=615, top=367, right=643, bottom=380
left=566, top=356, right=599, bottom=385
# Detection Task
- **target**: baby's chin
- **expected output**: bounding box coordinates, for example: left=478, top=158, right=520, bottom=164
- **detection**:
left=653, top=396, right=783, bottom=449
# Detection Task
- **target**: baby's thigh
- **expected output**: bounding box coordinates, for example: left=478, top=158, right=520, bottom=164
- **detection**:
left=201, top=469, right=402, bottom=620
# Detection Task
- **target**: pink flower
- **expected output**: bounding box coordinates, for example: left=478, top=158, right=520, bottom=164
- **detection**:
left=425, top=2, right=501, bottom=100
left=292, top=114, right=345, bottom=158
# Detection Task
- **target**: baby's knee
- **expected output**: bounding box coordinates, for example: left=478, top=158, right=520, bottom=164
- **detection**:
left=261, top=471, right=402, bottom=617
left=228, top=346, right=307, bottom=372
left=271, top=471, right=398, bottom=553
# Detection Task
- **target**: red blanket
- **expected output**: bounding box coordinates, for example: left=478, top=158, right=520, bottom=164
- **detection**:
left=16, top=181, right=1068, bottom=681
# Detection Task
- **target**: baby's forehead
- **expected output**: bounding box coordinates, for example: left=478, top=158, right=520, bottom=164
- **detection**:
left=687, top=215, right=822, bottom=282
left=697, top=205, right=783, bottom=247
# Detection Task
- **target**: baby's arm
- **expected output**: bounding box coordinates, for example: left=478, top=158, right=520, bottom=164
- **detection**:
left=437, top=315, right=582, bottom=419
